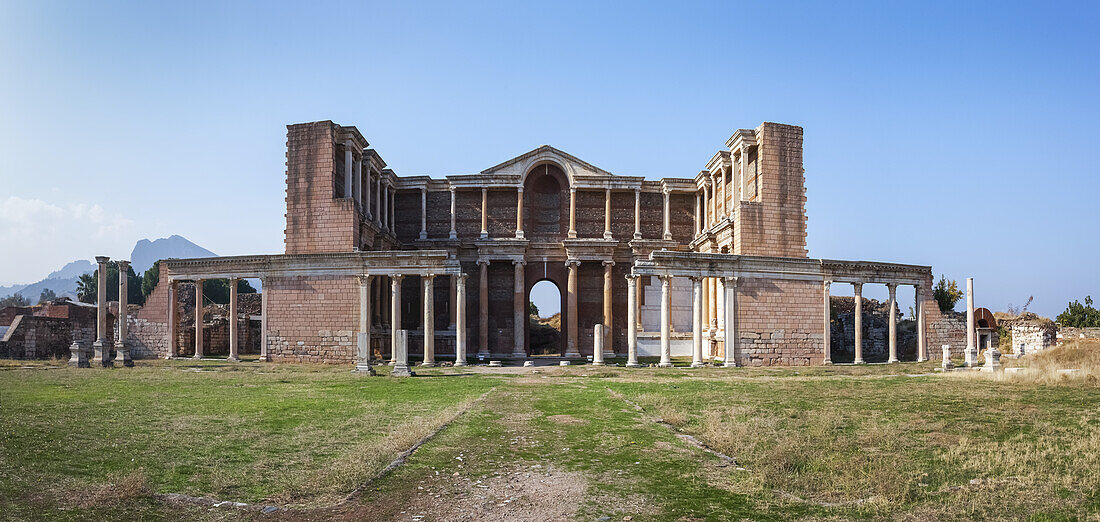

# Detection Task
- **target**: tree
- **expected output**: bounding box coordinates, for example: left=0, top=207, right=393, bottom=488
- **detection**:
left=76, top=261, right=146, bottom=306
left=528, top=301, right=540, bottom=317
left=142, top=260, right=160, bottom=298
left=38, top=288, right=56, bottom=304
left=932, top=274, right=963, bottom=313
left=200, top=279, right=257, bottom=305
left=1056, top=296, right=1100, bottom=328
left=0, top=294, right=30, bottom=308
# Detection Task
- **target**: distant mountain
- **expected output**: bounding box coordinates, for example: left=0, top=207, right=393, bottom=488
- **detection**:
left=47, top=260, right=95, bottom=280
left=130, top=235, right=216, bottom=274
left=0, top=260, right=94, bottom=302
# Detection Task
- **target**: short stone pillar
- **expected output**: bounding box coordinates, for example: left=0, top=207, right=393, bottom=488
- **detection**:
left=964, top=344, right=978, bottom=368
left=68, top=340, right=90, bottom=368
left=941, top=345, right=954, bottom=371
left=592, top=324, right=605, bottom=366
left=982, top=347, right=1002, bottom=372
left=354, top=332, right=375, bottom=375
left=391, top=330, right=414, bottom=377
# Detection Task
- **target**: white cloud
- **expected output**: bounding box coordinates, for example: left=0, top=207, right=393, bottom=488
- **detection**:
left=0, top=196, right=141, bottom=283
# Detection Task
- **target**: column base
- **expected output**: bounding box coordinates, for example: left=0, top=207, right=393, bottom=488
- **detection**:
left=114, top=342, right=134, bottom=367
left=591, top=361, right=605, bottom=366
left=603, top=232, right=613, bottom=240
left=567, top=231, right=577, bottom=239
left=723, top=361, right=741, bottom=368
left=69, top=341, right=90, bottom=368
left=822, top=359, right=832, bottom=365
left=228, top=356, right=241, bottom=362
left=453, top=361, right=468, bottom=367
left=419, top=232, right=428, bottom=240
left=564, top=351, right=581, bottom=358
left=657, top=362, right=674, bottom=368
left=633, top=233, right=642, bottom=240
left=91, top=340, right=113, bottom=368
left=391, top=364, right=415, bottom=377
left=192, top=353, right=203, bottom=360
left=888, top=357, right=899, bottom=364
left=917, top=356, right=928, bottom=362
left=449, top=232, right=457, bottom=240
left=480, top=231, right=488, bottom=239
left=353, top=363, right=376, bottom=375
left=854, top=358, right=865, bottom=364
left=515, top=231, right=525, bottom=239
left=663, top=233, right=673, bottom=241
left=625, top=362, right=641, bottom=368
left=690, top=362, right=705, bottom=368
left=419, top=362, right=438, bottom=367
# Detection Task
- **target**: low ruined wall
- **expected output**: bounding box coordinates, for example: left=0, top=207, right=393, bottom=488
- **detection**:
left=1012, top=323, right=1057, bottom=354
left=0, top=315, right=94, bottom=359
left=1057, top=327, right=1100, bottom=344
left=929, top=312, right=967, bottom=358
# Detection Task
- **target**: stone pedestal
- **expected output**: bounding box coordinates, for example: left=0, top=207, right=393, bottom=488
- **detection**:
left=391, top=330, right=414, bottom=377
left=941, top=345, right=954, bottom=371
left=115, top=341, right=133, bottom=367
left=981, top=348, right=1002, bottom=372
left=92, top=340, right=113, bottom=368
left=69, top=341, right=90, bottom=368
left=964, top=346, right=978, bottom=367
left=592, top=324, right=605, bottom=366
left=354, top=332, right=375, bottom=375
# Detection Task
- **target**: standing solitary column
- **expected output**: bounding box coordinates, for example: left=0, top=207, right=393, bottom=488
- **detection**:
left=723, top=276, right=739, bottom=367
left=419, top=188, right=428, bottom=240
left=449, top=187, right=457, bottom=239
left=480, top=187, right=488, bottom=238
left=603, top=188, right=613, bottom=239
left=166, top=280, right=178, bottom=359
left=822, top=280, right=832, bottom=364
left=356, top=275, right=373, bottom=373
left=193, top=279, right=204, bottom=360
left=966, top=277, right=976, bottom=366
left=626, top=275, right=639, bottom=367
left=887, top=283, right=898, bottom=363
left=659, top=275, right=673, bottom=367
left=390, top=275, right=404, bottom=364
left=592, top=324, right=605, bottom=365
left=259, top=278, right=269, bottom=362
left=568, top=188, right=578, bottom=238
left=478, top=261, right=490, bottom=356
left=228, top=277, right=239, bottom=362
left=455, top=274, right=468, bottom=366
left=91, top=256, right=111, bottom=366
left=602, top=261, right=614, bottom=358
left=115, top=260, right=133, bottom=367
left=691, top=277, right=704, bottom=368
left=916, top=285, right=927, bottom=361
left=633, top=189, right=642, bottom=240
left=853, top=282, right=864, bottom=364
left=515, top=187, right=525, bottom=239
left=565, top=261, right=580, bottom=357
left=344, top=142, right=354, bottom=199
left=662, top=188, right=672, bottom=240
left=512, top=261, right=526, bottom=357
left=422, top=274, right=436, bottom=366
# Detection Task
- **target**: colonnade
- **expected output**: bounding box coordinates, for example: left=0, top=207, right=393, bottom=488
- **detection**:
left=165, top=276, right=262, bottom=362
left=83, top=256, right=135, bottom=367
left=821, top=280, right=927, bottom=364
left=417, top=186, right=676, bottom=242
left=694, top=146, right=753, bottom=237
left=342, top=142, right=395, bottom=233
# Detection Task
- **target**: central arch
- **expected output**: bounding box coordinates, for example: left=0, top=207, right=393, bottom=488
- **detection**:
left=523, top=162, right=569, bottom=240
left=526, top=278, right=565, bottom=356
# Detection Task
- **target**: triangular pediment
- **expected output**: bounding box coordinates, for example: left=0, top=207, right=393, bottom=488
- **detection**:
left=479, top=145, right=613, bottom=182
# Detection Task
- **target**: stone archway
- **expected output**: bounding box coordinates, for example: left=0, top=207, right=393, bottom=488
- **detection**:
left=523, top=163, right=569, bottom=240
left=526, top=278, right=564, bottom=356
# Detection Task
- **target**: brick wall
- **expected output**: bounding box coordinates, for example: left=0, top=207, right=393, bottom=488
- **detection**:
left=284, top=121, right=359, bottom=254
left=265, top=275, right=358, bottom=363
left=0, top=315, right=92, bottom=359
left=736, top=277, right=823, bottom=366
left=733, top=123, right=808, bottom=258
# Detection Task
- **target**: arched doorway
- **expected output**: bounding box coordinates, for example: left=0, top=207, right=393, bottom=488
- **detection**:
left=524, top=163, right=568, bottom=239
left=527, top=279, right=564, bottom=355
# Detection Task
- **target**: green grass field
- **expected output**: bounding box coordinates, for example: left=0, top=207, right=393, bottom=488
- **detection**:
left=1, top=348, right=1097, bottom=521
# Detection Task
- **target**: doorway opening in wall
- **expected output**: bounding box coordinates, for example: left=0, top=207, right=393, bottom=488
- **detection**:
left=528, top=279, right=563, bottom=356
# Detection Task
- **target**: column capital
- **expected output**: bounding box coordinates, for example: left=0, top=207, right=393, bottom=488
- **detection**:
left=658, top=274, right=673, bottom=283
left=116, top=259, right=129, bottom=269
left=602, top=260, right=615, bottom=267
left=449, top=186, right=456, bottom=194
left=565, top=259, right=580, bottom=268
left=625, top=273, right=637, bottom=281
left=477, top=259, right=491, bottom=267
left=662, top=187, right=671, bottom=195
left=456, top=272, right=468, bottom=283
left=723, top=275, right=739, bottom=286
left=424, top=273, right=436, bottom=281
left=570, top=187, right=577, bottom=194
left=357, top=274, right=373, bottom=286
left=512, top=260, right=526, bottom=267
left=886, top=282, right=898, bottom=292
left=823, top=279, right=832, bottom=286
left=689, top=275, right=703, bottom=282
left=95, top=255, right=110, bottom=264
left=392, top=274, right=405, bottom=283
left=421, top=186, right=426, bottom=193
left=852, top=281, right=863, bottom=291
left=517, top=186, right=524, bottom=193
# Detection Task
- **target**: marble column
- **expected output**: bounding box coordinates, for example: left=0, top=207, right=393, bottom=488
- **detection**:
left=375, top=176, right=382, bottom=226
left=568, top=188, right=577, bottom=238
left=512, top=261, right=526, bottom=357
left=419, top=188, right=428, bottom=240
left=565, top=261, right=580, bottom=357
left=449, top=276, right=457, bottom=330
left=391, top=330, right=413, bottom=377
left=603, top=188, right=612, bottom=239
left=602, top=261, right=614, bottom=358
left=353, top=156, right=362, bottom=207
left=702, top=277, right=710, bottom=335
left=916, top=285, right=927, bottom=361
left=722, top=168, right=729, bottom=217
left=344, top=142, right=354, bottom=199
left=738, top=148, right=748, bottom=199
left=626, top=275, right=639, bottom=367
left=115, top=260, right=133, bottom=367
left=391, top=275, right=404, bottom=365
left=662, top=188, right=672, bottom=240
left=966, top=277, right=976, bottom=366
left=822, top=280, right=832, bottom=364
left=480, top=187, right=488, bottom=239
left=515, top=187, right=525, bottom=239
left=166, top=280, right=178, bottom=359
left=723, top=276, right=739, bottom=367
left=389, top=189, right=395, bottom=231
left=853, top=282, right=864, bottom=364
left=365, top=165, right=372, bottom=220
left=691, top=277, right=704, bottom=368
left=887, top=283, right=898, bottom=363
left=193, top=279, right=204, bottom=360
left=91, top=256, right=112, bottom=366
left=694, top=191, right=701, bottom=236
left=592, top=324, right=605, bottom=366
left=422, top=274, right=436, bottom=366
left=259, top=278, right=268, bottom=362
left=478, top=261, right=490, bottom=356
left=228, top=277, right=239, bottom=362
left=356, top=275, right=373, bottom=373
left=659, top=275, right=673, bottom=367
left=449, top=187, right=457, bottom=239
left=703, top=182, right=711, bottom=231
left=633, top=189, right=642, bottom=240
left=455, top=274, right=468, bottom=366
left=381, top=183, right=389, bottom=231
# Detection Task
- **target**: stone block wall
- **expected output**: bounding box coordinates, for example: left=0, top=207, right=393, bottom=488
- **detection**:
left=733, top=123, right=808, bottom=258
left=265, top=275, right=357, bottom=363
left=1012, top=322, right=1057, bottom=354
left=284, top=121, right=359, bottom=254
left=736, top=277, right=823, bottom=366
left=0, top=315, right=91, bottom=359
left=1057, top=327, right=1100, bottom=344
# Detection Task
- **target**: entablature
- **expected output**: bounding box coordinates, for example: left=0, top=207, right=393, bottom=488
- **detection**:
left=162, top=251, right=462, bottom=281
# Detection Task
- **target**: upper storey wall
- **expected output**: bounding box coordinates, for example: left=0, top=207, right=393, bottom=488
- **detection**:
left=734, top=122, right=808, bottom=258
left=284, top=121, right=359, bottom=254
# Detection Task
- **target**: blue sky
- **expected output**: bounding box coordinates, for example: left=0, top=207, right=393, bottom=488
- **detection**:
left=1, top=1, right=1096, bottom=317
